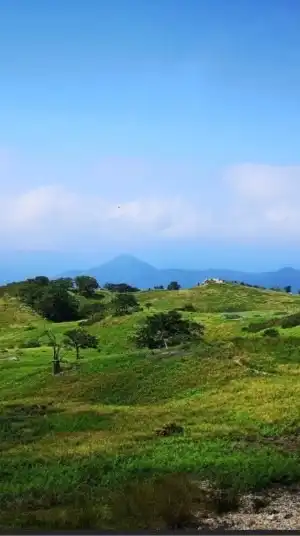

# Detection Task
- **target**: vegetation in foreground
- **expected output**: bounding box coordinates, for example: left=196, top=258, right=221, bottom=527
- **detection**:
left=1, top=277, right=300, bottom=529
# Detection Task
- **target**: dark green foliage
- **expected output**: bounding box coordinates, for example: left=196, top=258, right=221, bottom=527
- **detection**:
left=244, top=319, right=277, bottom=333
left=36, top=286, right=81, bottom=322
left=80, top=301, right=106, bottom=319
left=18, top=279, right=46, bottom=309
left=111, top=293, right=139, bottom=316
left=52, top=277, right=74, bottom=292
left=154, top=285, right=164, bottom=290
left=134, top=310, right=204, bottom=349
left=104, top=283, right=139, bottom=293
left=178, top=303, right=196, bottom=312
left=64, top=328, right=99, bottom=359
left=79, top=312, right=106, bottom=327
left=167, top=281, right=181, bottom=291
left=31, top=276, right=50, bottom=286
left=281, top=311, right=300, bottom=329
left=155, top=422, right=184, bottom=437
left=74, top=276, right=99, bottom=297
left=19, top=338, right=41, bottom=348
left=284, top=285, right=292, bottom=294
left=262, top=328, right=280, bottom=338
left=18, top=278, right=81, bottom=323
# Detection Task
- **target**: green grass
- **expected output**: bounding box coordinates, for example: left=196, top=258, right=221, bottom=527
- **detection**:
left=1, top=283, right=300, bottom=529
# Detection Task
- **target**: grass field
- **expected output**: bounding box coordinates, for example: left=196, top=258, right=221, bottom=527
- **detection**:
left=1, top=283, right=300, bottom=529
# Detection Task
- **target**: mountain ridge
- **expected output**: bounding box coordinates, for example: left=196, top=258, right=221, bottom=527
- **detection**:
left=58, top=254, right=300, bottom=292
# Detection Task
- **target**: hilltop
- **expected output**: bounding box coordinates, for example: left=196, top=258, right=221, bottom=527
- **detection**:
left=1, top=279, right=300, bottom=529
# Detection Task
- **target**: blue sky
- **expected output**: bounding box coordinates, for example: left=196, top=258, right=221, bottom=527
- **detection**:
left=1, top=0, right=300, bottom=271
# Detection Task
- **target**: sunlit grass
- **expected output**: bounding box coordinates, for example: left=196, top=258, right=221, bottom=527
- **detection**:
left=1, top=283, right=300, bottom=529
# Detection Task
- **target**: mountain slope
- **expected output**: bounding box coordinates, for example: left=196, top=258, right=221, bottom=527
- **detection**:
left=60, top=255, right=300, bottom=291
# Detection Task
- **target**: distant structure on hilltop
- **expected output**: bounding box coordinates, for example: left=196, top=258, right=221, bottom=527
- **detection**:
left=200, top=277, right=225, bottom=286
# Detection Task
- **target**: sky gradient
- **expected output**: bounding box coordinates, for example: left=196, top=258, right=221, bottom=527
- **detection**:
left=1, top=0, right=300, bottom=271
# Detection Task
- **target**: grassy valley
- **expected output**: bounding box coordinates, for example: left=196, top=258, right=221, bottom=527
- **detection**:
left=1, top=279, right=300, bottom=529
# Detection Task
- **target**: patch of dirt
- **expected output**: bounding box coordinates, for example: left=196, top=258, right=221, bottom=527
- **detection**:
left=197, top=484, right=300, bottom=530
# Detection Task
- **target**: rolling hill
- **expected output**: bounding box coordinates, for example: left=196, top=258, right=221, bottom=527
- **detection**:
left=1, top=281, right=300, bottom=529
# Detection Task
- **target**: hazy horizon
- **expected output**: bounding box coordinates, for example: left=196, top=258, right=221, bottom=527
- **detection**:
left=1, top=0, right=300, bottom=271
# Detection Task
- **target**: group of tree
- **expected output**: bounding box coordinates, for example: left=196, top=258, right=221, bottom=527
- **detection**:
left=167, top=281, right=181, bottom=291
left=19, top=277, right=81, bottom=322
left=104, top=283, right=139, bottom=293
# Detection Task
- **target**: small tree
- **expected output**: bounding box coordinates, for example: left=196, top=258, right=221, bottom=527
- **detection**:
left=75, top=275, right=99, bottom=297
left=111, top=293, right=139, bottom=316
left=284, top=285, right=292, bottom=294
left=43, top=329, right=64, bottom=375
left=167, top=281, right=181, bottom=291
left=134, top=310, right=204, bottom=349
left=64, top=328, right=99, bottom=360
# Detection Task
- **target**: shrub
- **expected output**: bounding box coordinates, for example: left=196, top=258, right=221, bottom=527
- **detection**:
left=79, top=312, right=106, bottom=326
left=155, top=422, right=184, bottom=437
left=281, top=312, right=300, bottom=329
left=262, top=328, right=280, bottom=338
left=224, top=313, right=241, bottom=320
left=80, top=302, right=106, bottom=319
left=179, top=304, right=196, bottom=312
left=19, top=338, right=41, bottom=348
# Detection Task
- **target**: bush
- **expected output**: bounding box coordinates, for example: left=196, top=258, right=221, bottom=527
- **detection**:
left=262, top=328, right=280, bottom=338
left=79, top=312, right=106, bottom=326
left=155, top=422, right=184, bottom=437
left=244, top=319, right=277, bottom=333
left=19, top=338, right=41, bottom=348
left=80, top=302, right=106, bottom=319
left=224, top=313, right=241, bottom=320
left=179, top=304, right=196, bottom=312
left=281, top=312, right=300, bottom=329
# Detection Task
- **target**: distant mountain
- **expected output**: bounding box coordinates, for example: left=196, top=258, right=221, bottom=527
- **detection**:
left=58, top=254, right=300, bottom=292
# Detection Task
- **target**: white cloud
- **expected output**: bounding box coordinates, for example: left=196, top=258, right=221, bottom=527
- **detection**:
left=1, top=162, right=300, bottom=249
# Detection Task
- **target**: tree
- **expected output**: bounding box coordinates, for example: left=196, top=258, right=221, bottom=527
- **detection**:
left=18, top=280, right=46, bottom=308
left=43, top=329, right=64, bottom=375
left=167, top=281, right=181, bottom=291
left=111, top=293, right=139, bottom=316
left=284, top=285, right=292, bottom=294
left=64, top=328, right=99, bottom=360
left=52, top=277, right=74, bottom=292
left=134, top=310, right=204, bottom=349
left=104, top=283, right=139, bottom=293
left=33, top=276, right=50, bottom=286
left=75, top=275, right=99, bottom=297
left=35, top=285, right=81, bottom=322
left=154, top=285, right=164, bottom=290
left=80, top=301, right=106, bottom=319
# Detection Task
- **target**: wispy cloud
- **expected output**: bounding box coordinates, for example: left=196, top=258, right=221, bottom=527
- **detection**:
left=1, top=157, right=300, bottom=249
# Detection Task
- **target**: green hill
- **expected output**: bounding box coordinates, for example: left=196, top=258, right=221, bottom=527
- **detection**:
left=1, top=282, right=300, bottom=530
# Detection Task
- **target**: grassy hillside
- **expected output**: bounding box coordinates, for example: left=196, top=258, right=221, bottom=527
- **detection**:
left=1, top=283, right=300, bottom=529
